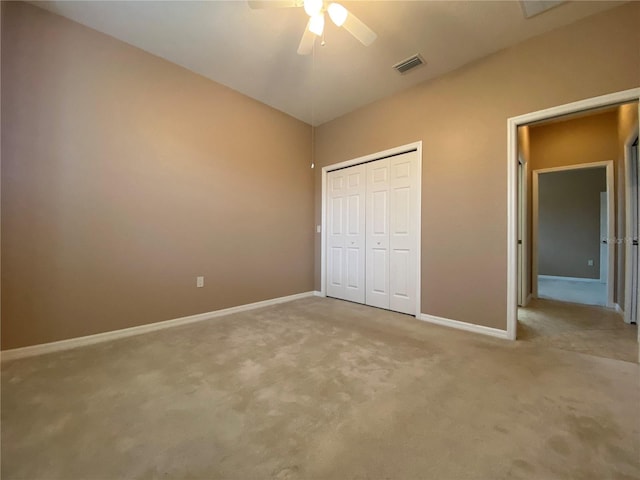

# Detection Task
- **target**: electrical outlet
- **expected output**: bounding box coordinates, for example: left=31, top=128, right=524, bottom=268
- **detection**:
left=316, top=225, right=321, bottom=233
left=196, top=276, right=204, bottom=288
left=587, top=260, right=594, bottom=267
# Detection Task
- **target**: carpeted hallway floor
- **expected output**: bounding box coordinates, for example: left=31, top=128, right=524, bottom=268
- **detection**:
left=518, top=298, right=638, bottom=363
left=2, top=297, right=639, bottom=479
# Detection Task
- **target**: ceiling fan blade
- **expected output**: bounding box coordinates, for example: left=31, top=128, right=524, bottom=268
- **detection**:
left=342, top=8, right=377, bottom=46
left=297, top=21, right=315, bottom=55
left=248, top=0, right=298, bottom=9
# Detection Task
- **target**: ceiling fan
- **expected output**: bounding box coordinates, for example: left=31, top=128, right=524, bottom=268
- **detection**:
left=248, top=0, right=377, bottom=55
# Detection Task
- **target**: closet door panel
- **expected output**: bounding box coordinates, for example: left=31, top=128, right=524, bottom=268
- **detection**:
left=389, top=152, right=419, bottom=315
left=366, top=159, right=390, bottom=309
left=327, top=165, right=366, bottom=303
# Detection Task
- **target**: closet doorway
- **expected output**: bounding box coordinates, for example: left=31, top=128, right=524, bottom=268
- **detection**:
left=320, top=142, right=422, bottom=316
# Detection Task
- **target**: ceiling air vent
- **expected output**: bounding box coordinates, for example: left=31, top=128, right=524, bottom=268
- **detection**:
left=393, top=54, right=425, bottom=75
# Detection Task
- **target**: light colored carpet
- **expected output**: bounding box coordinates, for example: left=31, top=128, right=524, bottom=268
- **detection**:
left=519, top=298, right=638, bottom=363
left=537, top=276, right=607, bottom=306
left=2, top=297, right=639, bottom=479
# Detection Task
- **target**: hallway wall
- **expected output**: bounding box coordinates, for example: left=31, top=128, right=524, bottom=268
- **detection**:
left=537, top=168, right=606, bottom=279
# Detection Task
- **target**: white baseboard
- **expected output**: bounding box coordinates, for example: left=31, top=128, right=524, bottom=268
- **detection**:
left=418, top=313, right=509, bottom=340
left=614, top=303, right=624, bottom=314
left=538, top=275, right=601, bottom=283
left=313, top=291, right=325, bottom=297
left=1, top=291, right=315, bottom=362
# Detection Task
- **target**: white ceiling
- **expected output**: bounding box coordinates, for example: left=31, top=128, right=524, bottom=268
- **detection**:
left=33, top=1, right=625, bottom=126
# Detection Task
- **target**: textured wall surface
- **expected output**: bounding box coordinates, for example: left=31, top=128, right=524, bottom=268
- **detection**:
left=1, top=2, right=314, bottom=349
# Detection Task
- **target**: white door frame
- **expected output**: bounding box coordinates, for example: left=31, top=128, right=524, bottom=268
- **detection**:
left=531, top=161, right=615, bottom=306
left=507, top=88, right=640, bottom=340
left=623, top=128, right=639, bottom=324
left=320, top=141, right=423, bottom=318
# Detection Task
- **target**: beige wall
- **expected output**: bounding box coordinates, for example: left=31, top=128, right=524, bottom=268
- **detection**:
left=538, top=168, right=606, bottom=279
left=528, top=111, right=619, bottom=172
left=1, top=2, right=314, bottom=349
left=314, top=3, right=640, bottom=329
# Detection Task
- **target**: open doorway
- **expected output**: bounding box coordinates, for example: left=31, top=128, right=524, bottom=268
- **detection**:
left=507, top=90, right=640, bottom=362
left=532, top=162, right=612, bottom=307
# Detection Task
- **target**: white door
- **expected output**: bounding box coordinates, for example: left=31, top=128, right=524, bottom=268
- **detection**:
left=388, top=152, right=419, bottom=315
left=518, top=162, right=525, bottom=305
left=326, top=151, right=419, bottom=315
left=629, top=139, right=639, bottom=324
left=600, top=191, right=608, bottom=284
left=633, top=140, right=639, bottom=327
left=516, top=158, right=530, bottom=307
left=326, top=165, right=366, bottom=303
left=365, top=159, right=391, bottom=309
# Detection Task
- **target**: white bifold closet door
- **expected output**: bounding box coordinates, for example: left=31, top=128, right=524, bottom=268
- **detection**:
left=327, top=150, right=419, bottom=315
left=326, top=164, right=366, bottom=303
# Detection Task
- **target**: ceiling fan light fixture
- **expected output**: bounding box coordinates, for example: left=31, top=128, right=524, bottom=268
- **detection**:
left=303, top=0, right=323, bottom=17
left=309, top=12, right=325, bottom=36
left=328, top=3, right=347, bottom=26
left=250, top=0, right=376, bottom=54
